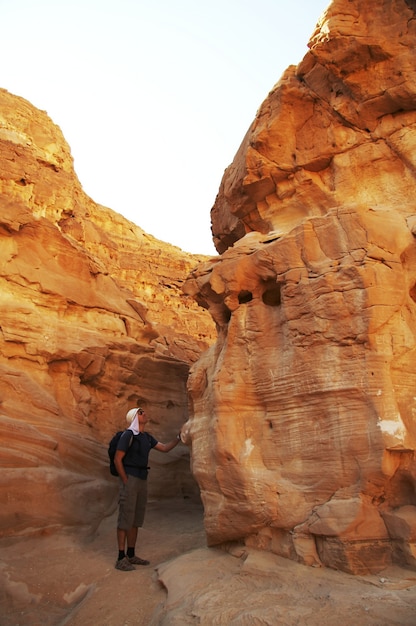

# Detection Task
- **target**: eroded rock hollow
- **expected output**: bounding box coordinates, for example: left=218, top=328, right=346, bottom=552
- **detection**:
left=184, top=0, right=416, bottom=574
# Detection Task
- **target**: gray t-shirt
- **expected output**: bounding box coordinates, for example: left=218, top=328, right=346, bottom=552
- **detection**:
left=117, top=429, right=158, bottom=479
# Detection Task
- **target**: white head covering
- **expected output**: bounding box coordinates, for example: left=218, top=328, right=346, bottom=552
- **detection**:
left=126, top=408, right=142, bottom=435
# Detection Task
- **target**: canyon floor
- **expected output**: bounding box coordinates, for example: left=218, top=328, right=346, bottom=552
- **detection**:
left=1, top=497, right=415, bottom=626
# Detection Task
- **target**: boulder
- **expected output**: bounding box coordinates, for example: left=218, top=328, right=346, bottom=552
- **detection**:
left=184, top=0, right=416, bottom=574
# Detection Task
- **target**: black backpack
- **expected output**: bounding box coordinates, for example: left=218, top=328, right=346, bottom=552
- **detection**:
left=108, top=429, right=133, bottom=476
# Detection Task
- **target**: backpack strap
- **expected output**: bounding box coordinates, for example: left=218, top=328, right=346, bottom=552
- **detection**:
left=126, top=428, right=133, bottom=445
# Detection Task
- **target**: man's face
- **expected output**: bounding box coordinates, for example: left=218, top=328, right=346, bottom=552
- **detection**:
left=138, top=410, right=149, bottom=426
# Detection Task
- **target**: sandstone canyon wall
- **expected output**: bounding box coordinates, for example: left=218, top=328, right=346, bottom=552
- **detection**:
left=0, top=88, right=216, bottom=538
left=184, top=0, right=416, bottom=574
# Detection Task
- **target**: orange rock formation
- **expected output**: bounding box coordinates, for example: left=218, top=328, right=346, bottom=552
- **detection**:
left=184, top=0, right=416, bottom=574
left=0, top=88, right=216, bottom=538
left=2, top=0, right=416, bottom=581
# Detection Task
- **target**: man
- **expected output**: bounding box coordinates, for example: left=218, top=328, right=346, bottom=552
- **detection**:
left=114, top=406, right=181, bottom=571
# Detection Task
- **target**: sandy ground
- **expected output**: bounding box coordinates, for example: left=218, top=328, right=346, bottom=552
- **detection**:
left=1, top=497, right=415, bottom=626
left=0, top=498, right=206, bottom=626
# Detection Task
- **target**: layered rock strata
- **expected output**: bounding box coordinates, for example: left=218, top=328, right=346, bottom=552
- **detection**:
left=184, top=0, right=416, bottom=574
left=0, top=88, right=216, bottom=537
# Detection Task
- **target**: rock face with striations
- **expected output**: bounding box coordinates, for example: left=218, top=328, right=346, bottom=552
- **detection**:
left=0, top=88, right=216, bottom=538
left=184, top=0, right=416, bottom=574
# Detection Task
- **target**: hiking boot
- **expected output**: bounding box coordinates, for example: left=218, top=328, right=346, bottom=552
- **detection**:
left=115, top=556, right=135, bottom=571
left=128, top=555, right=150, bottom=566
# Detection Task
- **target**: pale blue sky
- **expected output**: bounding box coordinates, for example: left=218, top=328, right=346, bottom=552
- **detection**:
left=1, top=0, right=330, bottom=254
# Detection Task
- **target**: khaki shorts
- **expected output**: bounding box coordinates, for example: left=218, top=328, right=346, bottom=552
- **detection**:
left=117, top=475, right=148, bottom=530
